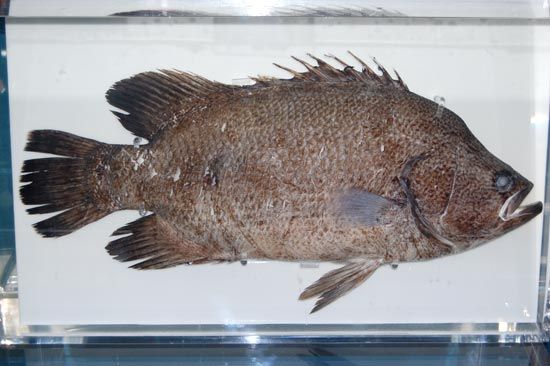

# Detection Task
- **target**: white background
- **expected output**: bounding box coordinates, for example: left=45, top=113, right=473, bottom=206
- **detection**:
left=7, top=18, right=550, bottom=325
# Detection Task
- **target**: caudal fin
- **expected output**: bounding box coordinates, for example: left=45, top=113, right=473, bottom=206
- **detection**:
left=20, top=130, right=113, bottom=237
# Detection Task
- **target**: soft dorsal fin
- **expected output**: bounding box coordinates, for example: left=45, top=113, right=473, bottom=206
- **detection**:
left=251, top=52, right=408, bottom=91
left=106, top=70, right=234, bottom=140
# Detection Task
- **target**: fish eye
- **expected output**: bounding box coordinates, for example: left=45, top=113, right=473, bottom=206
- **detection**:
left=495, top=171, right=514, bottom=193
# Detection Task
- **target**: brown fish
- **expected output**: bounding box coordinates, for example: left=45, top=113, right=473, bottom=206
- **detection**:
left=20, top=53, right=542, bottom=313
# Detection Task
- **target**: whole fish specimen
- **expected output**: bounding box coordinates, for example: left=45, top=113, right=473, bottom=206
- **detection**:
left=20, top=53, right=542, bottom=312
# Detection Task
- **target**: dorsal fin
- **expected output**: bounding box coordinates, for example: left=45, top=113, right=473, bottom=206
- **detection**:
left=107, top=53, right=406, bottom=140
left=106, top=70, right=234, bottom=140
left=252, top=52, right=408, bottom=91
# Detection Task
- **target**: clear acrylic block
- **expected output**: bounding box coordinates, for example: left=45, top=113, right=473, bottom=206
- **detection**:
left=1, top=0, right=549, bottom=345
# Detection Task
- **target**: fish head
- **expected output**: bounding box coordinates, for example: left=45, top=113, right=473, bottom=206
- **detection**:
left=436, top=149, right=542, bottom=248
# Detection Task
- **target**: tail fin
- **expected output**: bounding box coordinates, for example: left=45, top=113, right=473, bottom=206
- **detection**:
left=20, top=130, right=113, bottom=237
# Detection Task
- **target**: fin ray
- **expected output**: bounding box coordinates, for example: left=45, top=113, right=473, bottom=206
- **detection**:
left=254, top=53, right=408, bottom=91
left=299, top=260, right=381, bottom=313
left=106, top=214, right=225, bottom=270
left=109, top=53, right=406, bottom=141
left=333, top=189, right=399, bottom=226
left=106, top=70, right=234, bottom=141
left=21, top=130, right=113, bottom=237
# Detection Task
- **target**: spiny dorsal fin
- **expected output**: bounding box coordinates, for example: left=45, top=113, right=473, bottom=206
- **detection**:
left=106, top=70, right=234, bottom=141
left=252, top=52, right=408, bottom=91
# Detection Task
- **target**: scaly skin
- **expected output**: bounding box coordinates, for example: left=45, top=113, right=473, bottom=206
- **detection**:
left=102, top=81, right=530, bottom=264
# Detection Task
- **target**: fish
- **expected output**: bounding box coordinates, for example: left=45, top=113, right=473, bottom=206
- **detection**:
left=19, top=52, right=543, bottom=313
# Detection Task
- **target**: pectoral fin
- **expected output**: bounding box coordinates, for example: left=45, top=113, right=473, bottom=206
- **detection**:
left=333, top=189, right=401, bottom=226
left=299, top=259, right=382, bottom=313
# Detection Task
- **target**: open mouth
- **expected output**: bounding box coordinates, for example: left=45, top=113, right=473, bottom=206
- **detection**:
left=499, top=183, right=543, bottom=221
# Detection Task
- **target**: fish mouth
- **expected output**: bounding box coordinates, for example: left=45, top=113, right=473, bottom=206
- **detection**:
left=499, top=183, right=542, bottom=222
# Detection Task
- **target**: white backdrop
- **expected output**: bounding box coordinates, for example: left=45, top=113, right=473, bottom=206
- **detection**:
left=7, top=18, right=550, bottom=325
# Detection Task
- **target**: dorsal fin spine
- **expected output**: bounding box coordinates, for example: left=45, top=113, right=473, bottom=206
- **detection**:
left=372, top=57, right=392, bottom=83
left=325, top=53, right=350, bottom=68
left=273, top=63, right=305, bottom=80
left=266, top=53, right=408, bottom=92
left=348, top=51, right=369, bottom=69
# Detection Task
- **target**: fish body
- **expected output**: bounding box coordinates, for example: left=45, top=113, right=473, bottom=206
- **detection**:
left=20, top=54, right=542, bottom=312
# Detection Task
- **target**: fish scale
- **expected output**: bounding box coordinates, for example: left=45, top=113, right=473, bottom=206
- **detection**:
left=19, top=53, right=542, bottom=313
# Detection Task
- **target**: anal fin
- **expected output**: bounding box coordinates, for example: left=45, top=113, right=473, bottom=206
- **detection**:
left=299, top=259, right=382, bottom=313
left=106, top=214, right=222, bottom=269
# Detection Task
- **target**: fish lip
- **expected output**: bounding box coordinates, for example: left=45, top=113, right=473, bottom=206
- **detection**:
left=499, top=183, right=542, bottom=221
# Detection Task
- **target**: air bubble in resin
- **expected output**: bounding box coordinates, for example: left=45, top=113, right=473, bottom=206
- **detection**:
left=133, top=137, right=142, bottom=149
left=433, top=95, right=446, bottom=118
left=138, top=203, right=147, bottom=217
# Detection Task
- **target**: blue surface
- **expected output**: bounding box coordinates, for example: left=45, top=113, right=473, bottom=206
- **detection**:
left=0, top=16, right=15, bottom=253
left=1, top=343, right=550, bottom=365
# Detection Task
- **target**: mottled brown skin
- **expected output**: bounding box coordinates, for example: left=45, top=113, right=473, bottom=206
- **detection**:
left=103, top=81, right=533, bottom=263
left=22, top=55, right=542, bottom=311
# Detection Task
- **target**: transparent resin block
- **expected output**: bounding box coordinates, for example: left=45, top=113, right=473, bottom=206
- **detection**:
left=1, top=0, right=549, bottom=345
